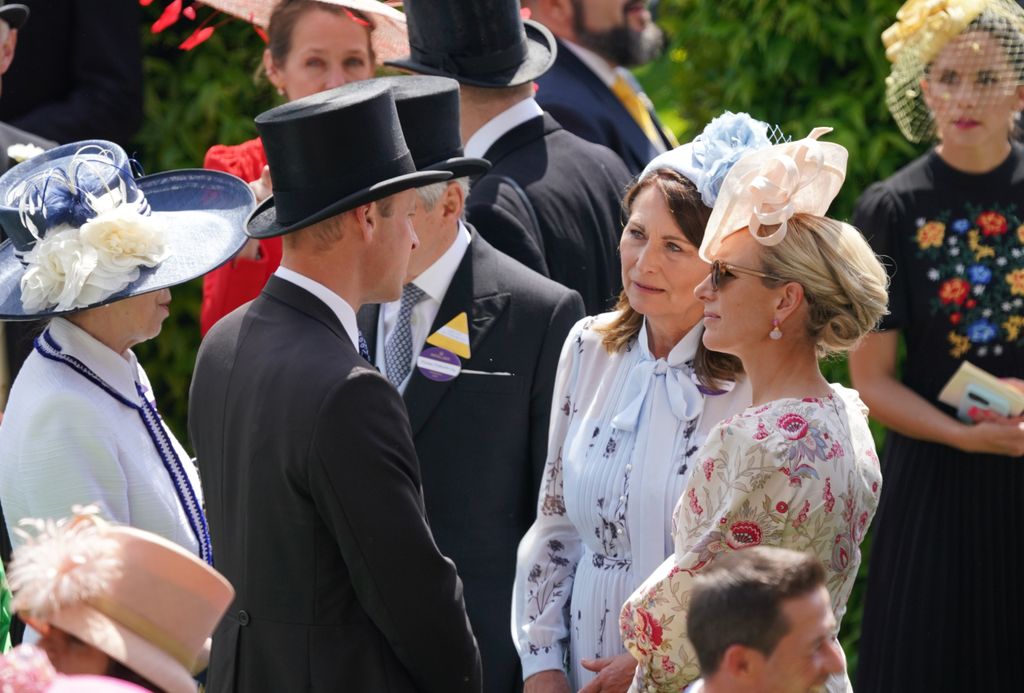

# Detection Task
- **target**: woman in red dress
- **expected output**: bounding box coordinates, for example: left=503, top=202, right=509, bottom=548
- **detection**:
left=200, top=0, right=407, bottom=334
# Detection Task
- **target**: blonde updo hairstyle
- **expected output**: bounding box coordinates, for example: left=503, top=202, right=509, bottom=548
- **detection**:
left=757, top=214, right=889, bottom=357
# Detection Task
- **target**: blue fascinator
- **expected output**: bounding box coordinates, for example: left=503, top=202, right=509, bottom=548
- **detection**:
left=0, top=141, right=255, bottom=319
left=641, top=112, right=779, bottom=207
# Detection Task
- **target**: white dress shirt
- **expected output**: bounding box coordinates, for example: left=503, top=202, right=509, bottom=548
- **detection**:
left=464, top=98, right=545, bottom=159
left=376, top=222, right=472, bottom=393
left=0, top=318, right=203, bottom=557
left=274, top=265, right=360, bottom=353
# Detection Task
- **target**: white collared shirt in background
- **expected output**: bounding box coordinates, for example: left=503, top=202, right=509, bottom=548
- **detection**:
left=376, top=222, right=472, bottom=393
left=562, top=39, right=618, bottom=86
left=464, top=98, right=545, bottom=159
left=274, top=265, right=360, bottom=353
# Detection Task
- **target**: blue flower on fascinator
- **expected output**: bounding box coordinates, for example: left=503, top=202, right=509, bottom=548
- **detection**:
left=691, top=112, right=772, bottom=207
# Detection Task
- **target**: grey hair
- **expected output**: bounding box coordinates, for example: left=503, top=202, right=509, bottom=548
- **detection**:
left=416, top=177, right=470, bottom=211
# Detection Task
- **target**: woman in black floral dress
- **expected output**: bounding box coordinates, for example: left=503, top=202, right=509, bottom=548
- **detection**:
left=851, top=1, right=1024, bottom=690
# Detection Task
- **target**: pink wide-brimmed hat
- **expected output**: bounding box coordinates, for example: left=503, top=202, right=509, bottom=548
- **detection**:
left=699, top=127, right=848, bottom=261
left=8, top=510, right=235, bottom=693
left=201, top=0, right=409, bottom=61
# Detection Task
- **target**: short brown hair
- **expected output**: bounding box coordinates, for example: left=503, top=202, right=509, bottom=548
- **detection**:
left=687, top=547, right=827, bottom=675
left=267, top=0, right=375, bottom=66
left=596, top=169, right=743, bottom=390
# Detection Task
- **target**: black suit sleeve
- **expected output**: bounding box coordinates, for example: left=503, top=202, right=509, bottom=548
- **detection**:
left=308, top=369, right=482, bottom=693
left=9, top=0, right=143, bottom=144
left=528, top=291, right=585, bottom=497
left=466, top=178, right=549, bottom=276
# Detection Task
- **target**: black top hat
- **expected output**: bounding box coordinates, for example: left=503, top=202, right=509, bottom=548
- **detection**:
left=0, top=2, right=28, bottom=29
left=377, top=76, right=490, bottom=178
left=246, top=80, right=451, bottom=239
left=385, top=0, right=557, bottom=88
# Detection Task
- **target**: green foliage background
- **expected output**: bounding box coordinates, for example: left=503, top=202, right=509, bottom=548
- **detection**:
left=135, top=0, right=921, bottom=674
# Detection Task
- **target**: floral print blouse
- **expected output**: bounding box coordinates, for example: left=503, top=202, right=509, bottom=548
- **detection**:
left=619, top=385, right=882, bottom=693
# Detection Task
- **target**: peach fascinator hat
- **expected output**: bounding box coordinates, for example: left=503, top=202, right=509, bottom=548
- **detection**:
left=698, top=127, right=849, bottom=261
left=7, top=509, right=235, bottom=693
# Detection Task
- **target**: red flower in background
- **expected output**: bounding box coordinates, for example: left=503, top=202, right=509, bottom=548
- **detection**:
left=151, top=0, right=182, bottom=33
left=775, top=501, right=789, bottom=513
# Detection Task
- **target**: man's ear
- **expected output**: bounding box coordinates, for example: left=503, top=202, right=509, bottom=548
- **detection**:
left=718, top=643, right=765, bottom=683
left=353, top=202, right=376, bottom=242
left=442, top=181, right=464, bottom=222
left=0, top=27, right=17, bottom=75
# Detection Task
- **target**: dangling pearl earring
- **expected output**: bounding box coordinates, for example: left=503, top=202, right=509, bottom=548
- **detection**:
left=769, top=319, right=783, bottom=340
left=276, top=87, right=285, bottom=97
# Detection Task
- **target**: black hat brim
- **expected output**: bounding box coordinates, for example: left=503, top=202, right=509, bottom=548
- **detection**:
left=0, top=4, right=28, bottom=29
left=423, top=156, right=490, bottom=178
left=246, top=169, right=451, bottom=239
left=385, top=20, right=557, bottom=88
left=0, top=169, right=255, bottom=320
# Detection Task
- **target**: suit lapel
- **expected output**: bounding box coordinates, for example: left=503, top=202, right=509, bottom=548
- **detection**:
left=403, top=232, right=510, bottom=437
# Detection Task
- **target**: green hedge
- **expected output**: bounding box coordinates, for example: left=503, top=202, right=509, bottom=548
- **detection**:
left=133, top=12, right=274, bottom=444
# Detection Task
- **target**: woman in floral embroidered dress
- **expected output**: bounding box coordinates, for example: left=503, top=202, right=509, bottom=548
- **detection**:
left=849, top=2, right=1024, bottom=690
left=511, top=113, right=773, bottom=693
left=619, top=128, right=889, bottom=693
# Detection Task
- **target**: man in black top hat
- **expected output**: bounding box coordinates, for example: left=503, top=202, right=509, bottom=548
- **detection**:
left=188, top=81, right=482, bottom=693
left=358, top=75, right=585, bottom=693
left=525, top=1, right=676, bottom=175
left=389, top=0, right=632, bottom=316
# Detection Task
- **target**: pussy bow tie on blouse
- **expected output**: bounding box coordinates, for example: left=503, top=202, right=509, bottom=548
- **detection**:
left=611, top=357, right=704, bottom=432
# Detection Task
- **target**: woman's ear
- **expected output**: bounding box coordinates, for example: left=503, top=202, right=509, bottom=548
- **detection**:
left=263, top=49, right=285, bottom=97
left=773, top=281, right=806, bottom=325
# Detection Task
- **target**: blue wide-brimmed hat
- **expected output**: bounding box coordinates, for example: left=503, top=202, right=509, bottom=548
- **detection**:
left=0, top=141, right=255, bottom=320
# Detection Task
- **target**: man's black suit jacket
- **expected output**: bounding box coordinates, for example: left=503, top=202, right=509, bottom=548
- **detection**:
left=465, top=112, right=631, bottom=316
left=358, top=232, right=584, bottom=693
left=189, top=276, right=482, bottom=693
left=535, top=40, right=673, bottom=176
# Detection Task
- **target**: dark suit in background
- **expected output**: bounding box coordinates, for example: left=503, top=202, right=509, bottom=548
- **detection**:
left=466, top=113, right=631, bottom=316
left=535, top=39, right=673, bottom=175
left=0, top=121, right=53, bottom=389
left=190, top=277, right=481, bottom=693
left=0, top=0, right=143, bottom=146
left=359, top=230, right=584, bottom=693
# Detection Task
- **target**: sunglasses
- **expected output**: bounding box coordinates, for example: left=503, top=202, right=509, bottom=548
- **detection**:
left=710, top=260, right=785, bottom=291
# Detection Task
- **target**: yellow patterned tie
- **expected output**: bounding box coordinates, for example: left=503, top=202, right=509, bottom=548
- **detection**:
left=611, top=73, right=679, bottom=149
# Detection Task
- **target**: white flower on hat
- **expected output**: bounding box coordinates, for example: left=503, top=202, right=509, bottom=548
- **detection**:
left=19, top=201, right=168, bottom=313
left=7, top=143, right=46, bottom=164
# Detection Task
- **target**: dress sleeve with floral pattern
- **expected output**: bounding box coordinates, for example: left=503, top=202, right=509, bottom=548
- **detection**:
left=511, top=317, right=594, bottom=677
left=619, top=386, right=882, bottom=693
